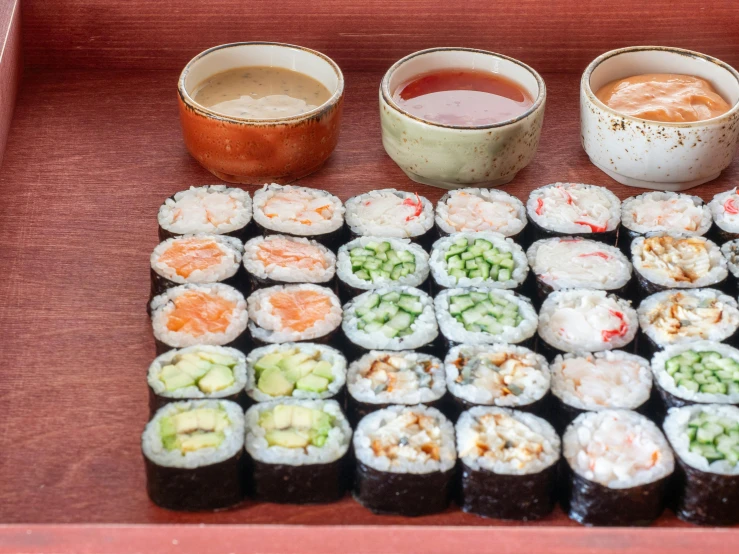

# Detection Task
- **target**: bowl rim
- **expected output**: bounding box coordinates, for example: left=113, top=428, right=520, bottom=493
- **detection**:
left=581, top=45, right=739, bottom=127
left=178, top=41, right=345, bottom=125
left=380, top=47, right=546, bottom=130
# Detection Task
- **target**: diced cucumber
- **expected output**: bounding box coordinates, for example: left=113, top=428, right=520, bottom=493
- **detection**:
left=356, top=294, right=380, bottom=316
left=382, top=292, right=401, bottom=303
left=473, top=239, right=493, bottom=251
left=386, top=311, right=412, bottom=330
left=498, top=268, right=512, bottom=281
left=355, top=269, right=370, bottom=281
left=398, top=296, right=423, bottom=314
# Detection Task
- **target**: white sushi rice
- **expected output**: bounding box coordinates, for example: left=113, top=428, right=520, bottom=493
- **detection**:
left=720, top=239, right=739, bottom=278
left=158, top=185, right=252, bottom=236
left=150, top=234, right=243, bottom=285
left=563, top=410, right=674, bottom=489
left=252, top=183, right=345, bottom=237
left=354, top=405, right=456, bottom=474
left=244, top=399, right=351, bottom=465
left=345, top=189, right=434, bottom=238
left=526, top=183, right=621, bottom=234
left=456, top=407, right=560, bottom=475
left=622, top=191, right=712, bottom=236
left=710, top=188, right=739, bottom=234
left=337, top=236, right=429, bottom=290
left=435, top=188, right=527, bottom=236
left=242, top=235, right=336, bottom=284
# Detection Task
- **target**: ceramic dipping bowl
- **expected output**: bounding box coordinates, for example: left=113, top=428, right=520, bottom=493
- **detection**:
left=581, top=46, right=739, bottom=191
left=380, top=48, right=546, bottom=190
left=178, top=42, right=344, bottom=185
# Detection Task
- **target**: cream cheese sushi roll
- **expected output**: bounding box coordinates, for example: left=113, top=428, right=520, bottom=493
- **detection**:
left=720, top=238, right=739, bottom=289
left=709, top=188, right=739, bottom=243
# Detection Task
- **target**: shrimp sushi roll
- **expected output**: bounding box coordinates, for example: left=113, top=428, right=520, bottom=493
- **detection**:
left=252, top=184, right=345, bottom=249
left=353, top=405, right=456, bottom=516
left=710, top=188, right=739, bottom=243
left=456, top=407, right=560, bottom=520
left=526, top=183, right=620, bottom=244
left=720, top=239, right=739, bottom=290
left=150, top=284, right=249, bottom=354
left=663, top=404, right=739, bottom=526
left=562, top=410, right=674, bottom=526
left=245, top=399, right=352, bottom=504
left=157, top=185, right=253, bottom=242
left=142, top=399, right=246, bottom=511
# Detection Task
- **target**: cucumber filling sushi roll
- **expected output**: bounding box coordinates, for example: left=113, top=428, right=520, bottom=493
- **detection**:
left=245, top=399, right=352, bottom=503
left=710, top=188, right=739, bottom=242
left=562, top=410, right=674, bottom=526
left=663, top=404, right=739, bottom=525
left=456, top=407, right=560, bottom=520
left=435, top=188, right=527, bottom=240
left=142, top=400, right=246, bottom=511
left=353, top=405, right=456, bottom=516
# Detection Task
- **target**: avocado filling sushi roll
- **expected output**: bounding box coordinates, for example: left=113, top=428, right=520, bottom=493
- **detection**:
left=562, top=410, right=674, bottom=526
left=710, top=188, right=739, bottom=242
left=245, top=399, right=352, bottom=504
left=663, top=404, right=739, bottom=525
left=435, top=188, right=527, bottom=242
left=142, top=400, right=246, bottom=511
left=457, top=407, right=560, bottom=520
left=353, top=405, right=456, bottom=516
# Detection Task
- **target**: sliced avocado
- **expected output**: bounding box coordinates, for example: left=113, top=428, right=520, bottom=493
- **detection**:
left=159, top=416, right=176, bottom=440
left=195, top=409, right=218, bottom=432
left=159, top=365, right=196, bottom=391
left=291, top=406, right=315, bottom=429
left=254, top=352, right=285, bottom=375
left=259, top=410, right=276, bottom=430
left=279, top=353, right=312, bottom=372
left=257, top=367, right=294, bottom=397
left=311, top=410, right=332, bottom=430
left=295, top=359, right=318, bottom=378
left=177, top=359, right=210, bottom=380
left=265, top=429, right=310, bottom=448
left=180, top=432, right=224, bottom=452
left=295, top=374, right=330, bottom=393
left=198, top=364, right=235, bottom=393
left=312, top=361, right=334, bottom=381
left=173, top=411, right=200, bottom=434
left=272, top=405, right=294, bottom=429
left=197, top=351, right=237, bottom=367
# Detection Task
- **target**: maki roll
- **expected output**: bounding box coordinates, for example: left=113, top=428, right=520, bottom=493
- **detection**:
left=435, top=288, right=538, bottom=348
left=157, top=185, right=253, bottom=242
left=246, top=343, right=346, bottom=403
left=663, top=404, right=739, bottom=526
left=244, top=399, right=352, bottom=503
left=252, top=184, right=345, bottom=249
left=709, top=188, right=739, bottom=243
left=720, top=239, right=739, bottom=289
left=537, top=289, right=638, bottom=360
left=246, top=284, right=342, bottom=346
left=147, top=346, right=247, bottom=415
left=150, top=283, right=248, bottom=354
left=142, top=399, right=245, bottom=511
left=456, top=407, right=560, bottom=520
left=353, top=405, right=456, bottom=515
left=526, top=183, right=620, bottom=244
left=346, top=351, right=446, bottom=424
left=562, top=410, right=674, bottom=526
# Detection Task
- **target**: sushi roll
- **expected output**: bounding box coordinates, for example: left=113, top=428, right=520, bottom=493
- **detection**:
left=429, top=232, right=528, bottom=292
left=562, top=410, right=674, bottom=526
left=245, top=343, right=347, bottom=403
left=353, top=405, right=456, bottom=516
left=244, top=399, right=352, bottom=504
left=435, top=287, right=538, bottom=348
left=252, top=184, right=345, bottom=249
left=242, top=235, right=336, bottom=291
left=663, top=404, right=739, bottom=526
left=710, top=188, right=739, bottom=243
left=537, top=289, right=638, bottom=360
left=720, top=239, right=739, bottom=290
left=142, top=399, right=245, bottom=511
left=157, top=185, right=253, bottom=242
left=444, top=344, right=550, bottom=418
left=456, top=407, right=560, bottom=520
left=150, top=283, right=248, bottom=355
left=525, top=183, right=620, bottom=244
left=346, top=351, right=446, bottom=424
left=246, top=284, right=342, bottom=346
left=150, top=234, right=245, bottom=298
left=147, top=346, right=247, bottom=415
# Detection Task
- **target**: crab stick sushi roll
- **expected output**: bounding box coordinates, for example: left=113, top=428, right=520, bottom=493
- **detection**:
left=252, top=184, right=345, bottom=249
left=526, top=183, right=620, bottom=244
left=245, top=399, right=352, bottom=504
left=142, top=399, right=246, bottom=511
left=663, top=404, right=739, bottom=526
left=720, top=239, right=739, bottom=289
left=150, top=284, right=248, bottom=355
left=456, top=407, right=560, bottom=520
left=710, top=188, right=739, bottom=243
left=353, top=405, right=456, bottom=515
left=157, top=185, right=253, bottom=242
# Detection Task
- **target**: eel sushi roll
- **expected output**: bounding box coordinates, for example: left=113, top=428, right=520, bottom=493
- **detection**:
left=562, top=410, right=675, bottom=526
left=663, top=404, right=739, bottom=526
left=150, top=283, right=248, bottom=354
left=346, top=351, right=446, bottom=424
left=244, top=399, right=352, bottom=503
left=720, top=239, right=739, bottom=290
left=157, top=185, right=253, bottom=242
left=245, top=343, right=346, bottom=404
left=525, top=183, right=620, bottom=244
left=252, top=184, right=345, bottom=250
left=435, top=287, right=538, bottom=348
left=456, top=407, right=560, bottom=520
left=246, top=284, right=342, bottom=346
left=142, top=399, right=246, bottom=511
left=537, top=289, right=638, bottom=360
left=336, top=237, right=429, bottom=300
left=709, top=188, right=739, bottom=243
left=353, top=405, right=456, bottom=515
left=147, top=346, right=247, bottom=415
left=242, top=235, right=336, bottom=292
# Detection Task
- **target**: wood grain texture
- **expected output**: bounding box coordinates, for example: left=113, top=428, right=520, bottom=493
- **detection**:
left=0, top=0, right=21, bottom=167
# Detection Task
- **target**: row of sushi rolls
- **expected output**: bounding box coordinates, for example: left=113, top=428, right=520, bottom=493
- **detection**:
left=143, top=182, right=739, bottom=526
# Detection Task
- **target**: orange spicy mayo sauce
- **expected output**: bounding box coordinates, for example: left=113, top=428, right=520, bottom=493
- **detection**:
left=595, top=73, right=732, bottom=123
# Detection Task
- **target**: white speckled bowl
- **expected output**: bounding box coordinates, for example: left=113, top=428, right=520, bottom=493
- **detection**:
left=380, top=48, right=546, bottom=190
left=581, top=46, right=739, bottom=191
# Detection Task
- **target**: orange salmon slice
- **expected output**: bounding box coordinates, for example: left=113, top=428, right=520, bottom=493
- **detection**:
left=159, top=239, right=225, bottom=278
left=269, top=290, right=332, bottom=332
left=256, top=238, right=328, bottom=270
left=166, top=290, right=236, bottom=336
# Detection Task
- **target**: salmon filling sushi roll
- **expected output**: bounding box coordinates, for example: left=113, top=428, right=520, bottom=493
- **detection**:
left=710, top=188, right=739, bottom=243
